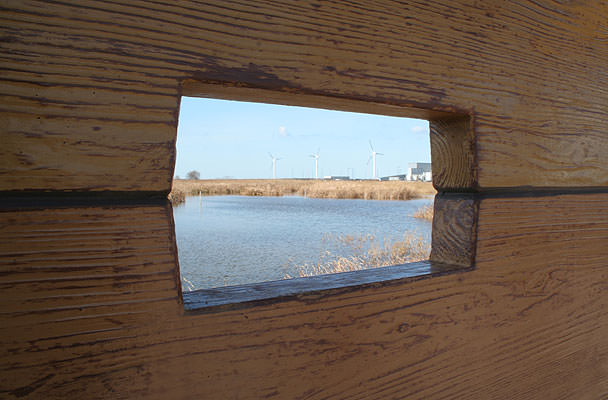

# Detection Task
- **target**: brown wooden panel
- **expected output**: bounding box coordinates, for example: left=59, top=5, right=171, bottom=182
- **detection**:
left=0, top=1, right=606, bottom=399
left=1, top=194, right=606, bottom=399
left=1, top=1, right=606, bottom=191
left=430, top=117, right=475, bottom=190
left=430, top=193, right=478, bottom=266
left=183, top=261, right=468, bottom=313
left=0, top=203, right=182, bottom=398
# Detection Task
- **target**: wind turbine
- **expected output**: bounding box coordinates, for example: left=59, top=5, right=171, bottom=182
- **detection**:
left=309, top=148, right=320, bottom=179
left=367, top=141, right=384, bottom=180
left=269, top=153, right=281, bottom=179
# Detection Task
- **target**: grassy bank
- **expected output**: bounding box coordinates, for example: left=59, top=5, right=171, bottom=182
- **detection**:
left=285, top=233, right=430, bottom=278
left=169, top=179, right=435, bottom=205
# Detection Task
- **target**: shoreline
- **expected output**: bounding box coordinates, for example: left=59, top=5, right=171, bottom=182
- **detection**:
left=169, top=179, right=435, bottom=205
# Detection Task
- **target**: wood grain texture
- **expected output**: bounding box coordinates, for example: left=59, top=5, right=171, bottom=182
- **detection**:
left=1, top=194, right=606, bottom=399
left=430, top=194, right=478, bottom=266
left=430, top=117, right=475, bottom=190
left=183, top=261, right=468, bottom=312
left=1, top=0, right=607, bottom=190
left=1, top=1, right=607, bottom=399
left=0, top=204, right=181, bottom=399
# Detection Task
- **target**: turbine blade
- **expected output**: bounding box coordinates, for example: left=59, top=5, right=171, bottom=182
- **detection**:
left=377, top=152, right=384, bottom=156
left=369, top=140, right=374, bottom=151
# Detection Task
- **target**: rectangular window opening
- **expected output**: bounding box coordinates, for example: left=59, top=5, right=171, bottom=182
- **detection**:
left=172, top=96, right=468, bottom=312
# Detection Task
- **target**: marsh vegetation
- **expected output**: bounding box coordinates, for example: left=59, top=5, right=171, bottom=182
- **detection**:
left=174, top=195, right=434, bottom=290
left=413, top=204, right=434, bottom=221
left=284, top=233, right=429, bottom=278
left=170, top=179, right=435, bottom=206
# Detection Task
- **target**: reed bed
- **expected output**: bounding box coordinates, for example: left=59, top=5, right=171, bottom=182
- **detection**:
left=169, top=179, right=435, bottom=205
left=285, top=233, right=430, bottom=278
left=413, top=204, right=434, bottom=221
left=167, top=188, right=186, bottom=205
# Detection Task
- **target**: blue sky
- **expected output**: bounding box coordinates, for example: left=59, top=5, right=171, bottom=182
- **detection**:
left=175, top=97, right=430, bottom=179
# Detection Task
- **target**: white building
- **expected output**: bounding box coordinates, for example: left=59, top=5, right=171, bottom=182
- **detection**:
left=407, top=162, right=432, bottom=181
left=380, top=174, right=407, bottom=181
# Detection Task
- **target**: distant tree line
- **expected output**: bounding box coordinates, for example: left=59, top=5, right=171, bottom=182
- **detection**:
left=186, top=170, right=200, bottom=180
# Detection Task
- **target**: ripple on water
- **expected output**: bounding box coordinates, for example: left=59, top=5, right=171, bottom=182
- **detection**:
left=174, top=195, right=433, bottom=290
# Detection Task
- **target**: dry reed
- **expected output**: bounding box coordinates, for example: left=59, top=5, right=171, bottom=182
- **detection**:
left=413, top=204, right=434, bottom=221
left=181, top=275, right=196, bottom=292
left=168, top=188, right=186, bottom=205
left=285, top=233, right=430, bottom=278
left=169, top=179, right=435, bottom=205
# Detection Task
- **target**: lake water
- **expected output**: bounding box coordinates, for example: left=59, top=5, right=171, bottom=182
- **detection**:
left=173, top=195, right=433, bottom=290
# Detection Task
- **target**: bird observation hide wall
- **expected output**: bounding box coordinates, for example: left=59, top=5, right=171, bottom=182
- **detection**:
left=1, top=1, right=607, bottom=399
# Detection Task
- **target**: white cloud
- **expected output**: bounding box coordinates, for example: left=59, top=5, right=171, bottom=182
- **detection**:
left=278, top=126, right=288, bottom=137
left=411, top=125, right=426, bottom=133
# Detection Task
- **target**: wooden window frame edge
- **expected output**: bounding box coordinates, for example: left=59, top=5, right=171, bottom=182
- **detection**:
left=177, top=81, right=478, bottom=313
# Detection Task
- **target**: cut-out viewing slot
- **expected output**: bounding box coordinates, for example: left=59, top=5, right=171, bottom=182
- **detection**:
left=173, top=89, right=475, bottom=312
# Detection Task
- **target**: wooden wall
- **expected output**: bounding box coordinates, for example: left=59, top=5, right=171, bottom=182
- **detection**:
left=2, top=0, right=606, bottom=191
left=1, top=1, right=606, bottom=399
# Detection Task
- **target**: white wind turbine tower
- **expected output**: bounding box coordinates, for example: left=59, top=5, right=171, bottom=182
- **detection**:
left=368, top=141, right=384, bottom=180
left=269, top=153, right=281, bottom=179
left=309, top=148, right=320, bottom=179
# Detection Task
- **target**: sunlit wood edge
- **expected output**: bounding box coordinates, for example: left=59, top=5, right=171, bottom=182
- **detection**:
left=182, top=260, right=472, bottom=314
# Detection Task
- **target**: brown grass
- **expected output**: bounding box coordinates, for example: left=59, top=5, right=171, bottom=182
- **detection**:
left=285, top=233, right=430, bottom=278
left=413, top=204, right=434, bottom=221
left=169, top=179, right=435, bottom=205
left=167, top=188, right=186, bottom=205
